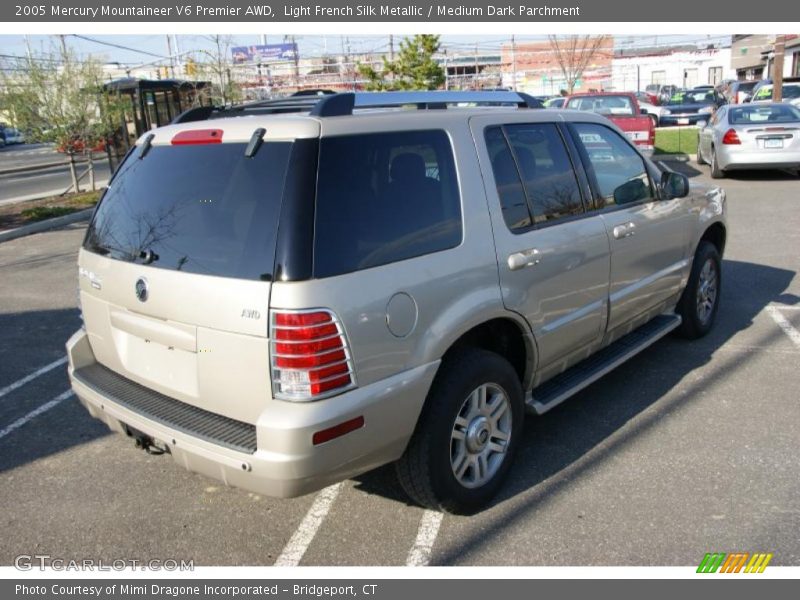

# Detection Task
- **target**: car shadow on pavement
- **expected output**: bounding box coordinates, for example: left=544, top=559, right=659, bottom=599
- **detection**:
left=353, top=259, right=798, bottom=532
left=0, top=307, right=111, bottom=474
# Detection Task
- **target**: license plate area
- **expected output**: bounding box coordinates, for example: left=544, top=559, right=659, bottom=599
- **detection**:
left=677, top=118, right=690, bottom=125
left=764, top=138, right=784, bottom=149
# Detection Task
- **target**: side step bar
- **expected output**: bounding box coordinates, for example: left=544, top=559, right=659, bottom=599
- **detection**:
left=526, top=314, right=682, bottom=415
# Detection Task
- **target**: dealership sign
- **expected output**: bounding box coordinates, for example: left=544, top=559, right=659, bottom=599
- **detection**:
left=231, top=43, right=298, bottom=64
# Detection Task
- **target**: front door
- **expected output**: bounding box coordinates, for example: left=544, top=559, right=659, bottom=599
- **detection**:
left=567, top=121, right=690, bottom=336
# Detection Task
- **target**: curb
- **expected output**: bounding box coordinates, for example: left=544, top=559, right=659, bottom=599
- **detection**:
left=0, top=179, right=109, bottom=207
left=0, top=208, right=93, bottom=244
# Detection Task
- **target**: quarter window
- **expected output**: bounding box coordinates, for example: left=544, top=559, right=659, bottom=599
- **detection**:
left=572, top=123, right=654, bottom=208
left=313, top=130, right=462, bottom=278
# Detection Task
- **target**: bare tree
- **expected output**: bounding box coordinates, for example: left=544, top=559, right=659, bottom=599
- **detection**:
left=196, top=35, right=242, bottom=105
left=548, top=35, right=609, bottom=94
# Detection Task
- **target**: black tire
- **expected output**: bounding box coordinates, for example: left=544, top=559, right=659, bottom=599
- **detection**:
left=676, top=241, right=722, bottom=339
left=710, top=146, right=725, bottom=179
left=395, top=348, right=524, bottom=514
left=696, top=139, right=707, bottom=165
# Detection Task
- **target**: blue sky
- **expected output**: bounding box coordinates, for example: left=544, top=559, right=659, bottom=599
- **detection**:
left=1, top=34, right=732, bottom=65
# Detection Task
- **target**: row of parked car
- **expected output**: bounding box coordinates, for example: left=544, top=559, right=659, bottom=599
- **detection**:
left=535, top=78, right=800, bottom=130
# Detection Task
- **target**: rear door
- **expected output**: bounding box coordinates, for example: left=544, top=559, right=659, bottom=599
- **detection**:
left=566, top=121, right=690, bottom=337
left=79, top=127, right=315, bottom=424
left=470, top=115, right=611, bottom=374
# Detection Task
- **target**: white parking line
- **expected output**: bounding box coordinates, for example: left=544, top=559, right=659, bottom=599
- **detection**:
left=273, top=483, right=343, bottom=566
left=0, top=389, right=74, bottom=441
left=406, top=510, right=444, bottom=566
left=0, top=357, right=68, bottom=399
left=766, top=306, right=800, bottom=349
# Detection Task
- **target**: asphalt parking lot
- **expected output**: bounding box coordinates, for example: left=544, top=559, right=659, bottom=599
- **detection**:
left=1, top=162, right=799, bottom=567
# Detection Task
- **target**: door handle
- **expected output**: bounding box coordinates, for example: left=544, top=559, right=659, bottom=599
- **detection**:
left=612, top=222, right=636, bottom=239
left=508, top=248, right=541, bottom=271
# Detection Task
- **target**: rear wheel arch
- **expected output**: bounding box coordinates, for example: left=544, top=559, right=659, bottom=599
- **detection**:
left=442, top=316, right=535, bottom=391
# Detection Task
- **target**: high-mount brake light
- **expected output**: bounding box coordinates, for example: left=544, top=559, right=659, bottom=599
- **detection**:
left=171, top=129, right=223, bottom=145
left=270, top=310, right=356, bottom=401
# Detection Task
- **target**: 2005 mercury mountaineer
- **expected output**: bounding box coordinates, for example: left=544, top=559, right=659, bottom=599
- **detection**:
left=67, top=91, right=727, bottom=513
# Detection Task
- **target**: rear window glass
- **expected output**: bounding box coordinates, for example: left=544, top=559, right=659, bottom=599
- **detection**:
left=313, top=130, right=462, bottom=278
left=729, top=104, right=800, bottom=124
left=84, top=142, right=292, bottom=281
left=566, top=96, right=635, bottom=116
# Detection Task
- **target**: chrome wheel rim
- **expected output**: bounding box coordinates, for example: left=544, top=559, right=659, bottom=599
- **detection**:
left=696, top=258, right=718, bottom=324
left=450, top=383, right=512, bottom=489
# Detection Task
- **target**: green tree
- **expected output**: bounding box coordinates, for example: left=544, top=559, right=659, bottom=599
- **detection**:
left=358, top=35, right=445, bottom=91
left=0, top=44, right=127, bottom=192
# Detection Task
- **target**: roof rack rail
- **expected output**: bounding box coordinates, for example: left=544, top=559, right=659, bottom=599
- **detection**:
left=311, top=91, right=543, bottom=116
left=171, top=90, right=543, bottom=124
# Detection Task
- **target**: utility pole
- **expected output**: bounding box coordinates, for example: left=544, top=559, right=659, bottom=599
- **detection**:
left=474, top=42, right=479, bottom=89
left=260, top=34, right=267, bottom=46
left=510, top=35, right=517, bottom=91
left=773, top=34, right=786, bottom=102
left=58, top=34, right=68, bottom=58
left=291, top=35, right=300, bottom=88
left=166, top=35, right=174, bottom=78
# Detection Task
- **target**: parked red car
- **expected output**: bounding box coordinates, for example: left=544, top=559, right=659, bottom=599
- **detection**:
left=564, top=92, right=656, bottom=155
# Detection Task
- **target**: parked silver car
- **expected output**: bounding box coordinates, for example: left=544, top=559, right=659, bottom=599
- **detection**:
left=697, top=102, right=800, bottom=178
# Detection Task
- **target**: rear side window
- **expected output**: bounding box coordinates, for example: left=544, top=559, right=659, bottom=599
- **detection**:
left=84, top=142, right=292, bottom=281
left=314, top=130, right=461, bottom=278
left=485, top=123, right=583, bottom=230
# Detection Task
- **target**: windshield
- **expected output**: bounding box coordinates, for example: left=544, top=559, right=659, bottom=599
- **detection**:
left=84, top=141, right=292, bottom=281
left=729, top=104, right=800, bottom=124
left=753, top=85, right=800, bottom=101
left=667, top=90, right=716, bottom=105
left=565, top=95, right=635, bottom=116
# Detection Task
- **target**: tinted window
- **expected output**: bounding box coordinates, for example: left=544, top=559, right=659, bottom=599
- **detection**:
left=729, top=104, right=800, bottom=124
left=314, top=130, right=461, bottom=277
left=504, top=123, right=583, bottom=223
left=573, top=123, right=654, bottom=207
left=486, top=124, right=584, bottom=229
left=84, top=142, right=292, bottom=281
left=485, top=126, right=532, bottom=230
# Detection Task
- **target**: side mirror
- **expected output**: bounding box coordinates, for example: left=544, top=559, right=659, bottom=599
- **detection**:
left=640, top=108, right=648, bottom=115
left=697, top=119, right=708, bottom=130
left=661, top=171, right=690, bottom=200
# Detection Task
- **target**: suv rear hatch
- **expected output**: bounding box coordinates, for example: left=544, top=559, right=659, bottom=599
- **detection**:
left=78, top=120, right=319, bottom=424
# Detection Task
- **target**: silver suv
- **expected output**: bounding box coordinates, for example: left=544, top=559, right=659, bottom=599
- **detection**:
left=67, top=91, right=727, bottom=513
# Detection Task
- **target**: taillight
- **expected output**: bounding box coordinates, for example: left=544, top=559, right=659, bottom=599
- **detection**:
left=722, top=129, right=741, bottom=145
left=270, top=309, right=355, bottom=401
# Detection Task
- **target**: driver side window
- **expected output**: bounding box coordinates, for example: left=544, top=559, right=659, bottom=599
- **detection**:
left=572, top=123, right=654, bottom=208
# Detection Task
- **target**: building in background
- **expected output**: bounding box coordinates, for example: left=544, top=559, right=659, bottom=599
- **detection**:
left=612, top=45, right=734, bottom=91
left=499, top=37, right=615, bottom=95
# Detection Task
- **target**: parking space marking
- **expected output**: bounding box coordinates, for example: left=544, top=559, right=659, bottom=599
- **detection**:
left=766, top=306, right=800, bottom=349
left=0, top=357, right=68, bottom=399
left=0, top=389, right=74, bottom=441
left=406, top=510, right=444, bottom=566
left=273, top=483, right=343, bottom=566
